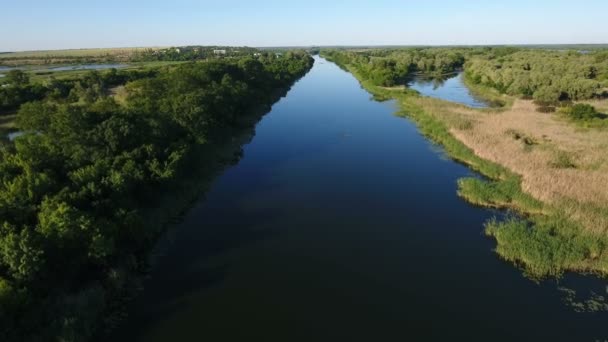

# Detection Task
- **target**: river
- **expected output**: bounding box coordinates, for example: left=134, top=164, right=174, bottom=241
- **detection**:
left=408, top=71, right=489, bottom=108
left=115, top=57, right=608, bottom=342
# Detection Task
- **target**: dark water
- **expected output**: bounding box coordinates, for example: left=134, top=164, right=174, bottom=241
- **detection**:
left=7, top=131, right=24, bottom=141
left=47, top=63, right=127, bottom=71
left=0, top=66, right=13, bottom=78
left=0, top=64, right=126, bottom=78
left=408, top=72, right=490, bottom=108
left=116, top=57, right=608, bottom=342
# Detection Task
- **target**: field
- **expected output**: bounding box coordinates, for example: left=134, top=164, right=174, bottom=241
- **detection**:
left=0, top=47, right=166, bottom=66
left=0, top=47, right=164, bottom=59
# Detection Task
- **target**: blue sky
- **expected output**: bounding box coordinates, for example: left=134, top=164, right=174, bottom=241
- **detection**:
left=2, top=0, right=607, bottom=51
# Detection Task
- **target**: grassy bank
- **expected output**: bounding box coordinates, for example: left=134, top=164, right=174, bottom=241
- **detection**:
left=322, top=52, right=608, bottom=279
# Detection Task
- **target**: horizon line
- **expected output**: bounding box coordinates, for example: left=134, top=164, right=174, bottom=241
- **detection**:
left=2, top=43, right=608, bottom=54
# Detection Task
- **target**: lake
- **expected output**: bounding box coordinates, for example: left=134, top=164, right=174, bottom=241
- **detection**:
left=114, top=57, right=608, bottom=341
left=408, top=72, right=490, bottom=108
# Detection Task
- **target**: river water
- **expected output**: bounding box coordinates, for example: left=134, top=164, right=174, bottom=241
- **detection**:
left=115, top=57, right=608, bottom=342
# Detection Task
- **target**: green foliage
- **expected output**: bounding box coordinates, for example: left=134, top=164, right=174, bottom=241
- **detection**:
left=0, top=67, right=158, bottom=114
left=566, top=103, right=599, bottom=120
left=6, top=70, right=30, bottom=86
left=465, top=50, right=608, bottom=101
left=323, top=48, right=469, bottom=87
left=458, top=176, right=543, bottom=212
left=486, top=216, right=608, bottom=278
left=0, top=50, right=313, bottom=341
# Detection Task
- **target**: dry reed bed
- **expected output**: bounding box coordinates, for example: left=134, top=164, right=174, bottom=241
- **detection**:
left=416, top=97, right=608, bottom=233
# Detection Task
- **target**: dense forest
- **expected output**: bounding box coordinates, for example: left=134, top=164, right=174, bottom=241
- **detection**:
left=323, top=48, right=468, bottom=87
left=465, top=50, right=608, bottom=102
left=323, top=48, right=608, bottom=103
left=0, top=51, right=313, bottom=341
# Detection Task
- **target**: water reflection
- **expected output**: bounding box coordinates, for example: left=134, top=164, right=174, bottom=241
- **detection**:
left=113, top=57, right=608, bottom=342
left=408, top=72, right=490, bottom=108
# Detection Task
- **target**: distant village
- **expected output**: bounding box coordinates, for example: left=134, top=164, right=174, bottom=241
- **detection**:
left=136, top=46, right=286, bottom=62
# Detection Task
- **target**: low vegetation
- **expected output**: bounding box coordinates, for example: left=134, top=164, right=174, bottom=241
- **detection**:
left=0, top=47, right=159, bottom=66
left=0, top=50, right=314, bottom=341
left=0, top=68, right=158, bottom=114
left=322, top=48, right=608, bottom=280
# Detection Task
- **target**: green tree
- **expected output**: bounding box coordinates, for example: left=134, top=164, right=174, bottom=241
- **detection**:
left=6, top=70, right=29, bottom=86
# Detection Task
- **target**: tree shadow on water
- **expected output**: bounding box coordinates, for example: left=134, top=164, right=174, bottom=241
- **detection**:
left=109, top=208, right=282, bottom=341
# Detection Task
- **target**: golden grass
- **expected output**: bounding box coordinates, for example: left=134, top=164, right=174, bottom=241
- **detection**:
left=412, top=96, right=608, bottom=233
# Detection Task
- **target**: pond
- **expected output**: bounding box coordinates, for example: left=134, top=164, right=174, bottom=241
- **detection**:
left=113, top=57, right=608, bottom=342
left=408, top=72, right=490, bottom=108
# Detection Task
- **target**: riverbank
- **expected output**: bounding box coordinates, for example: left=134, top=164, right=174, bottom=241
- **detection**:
left=96, top=94, right=288, bottom=336
left=322, top=53, right=608, bottom=278
left=0, top=53, right=315, bottom=342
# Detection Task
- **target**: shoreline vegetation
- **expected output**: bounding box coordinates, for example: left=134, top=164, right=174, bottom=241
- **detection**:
left=0, top=49, right=314, bottom=341
left=320, top=48, right=608, bottom=280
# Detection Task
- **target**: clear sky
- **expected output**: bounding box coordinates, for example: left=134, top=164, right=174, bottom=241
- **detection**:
left=2, top=0, right=607, bottom=51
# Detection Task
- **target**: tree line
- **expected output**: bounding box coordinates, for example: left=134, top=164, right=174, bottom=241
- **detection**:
left=323, top=48, right=469, bottom=87
left=0, top=68, right=158, bottom=114
left=0, top=51, right=313, bottom=341
left=322, top=47, right=608, bottom=103
left=465, top=49, right=608, bottom=102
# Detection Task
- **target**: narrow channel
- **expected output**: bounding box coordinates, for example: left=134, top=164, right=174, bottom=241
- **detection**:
left=116, top=56, right=608, bottom=342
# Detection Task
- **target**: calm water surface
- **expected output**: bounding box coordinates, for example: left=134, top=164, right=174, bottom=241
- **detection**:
left=0, top=64, right=126, bottom=78
left=47, top=63, right=127, bottom=71
left=0, top=66, right=13, bottom=78
left=408, top=72, right=490, bottom=108
left=116, top=57, right=608, bottom=342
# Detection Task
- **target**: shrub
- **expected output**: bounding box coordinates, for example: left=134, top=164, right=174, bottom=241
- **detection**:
left=567, top=104, right=598, bottom=120
left=550, top=151, right=577, bottom=169
left=536, top=106, right=556, bottom=113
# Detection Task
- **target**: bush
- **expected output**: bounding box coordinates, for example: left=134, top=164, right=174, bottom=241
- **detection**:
left=550, top=151, right=577, bottom=169
left=536, top=106, right=556, bottom=113
left=567, top=104, right=598, bottom=120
